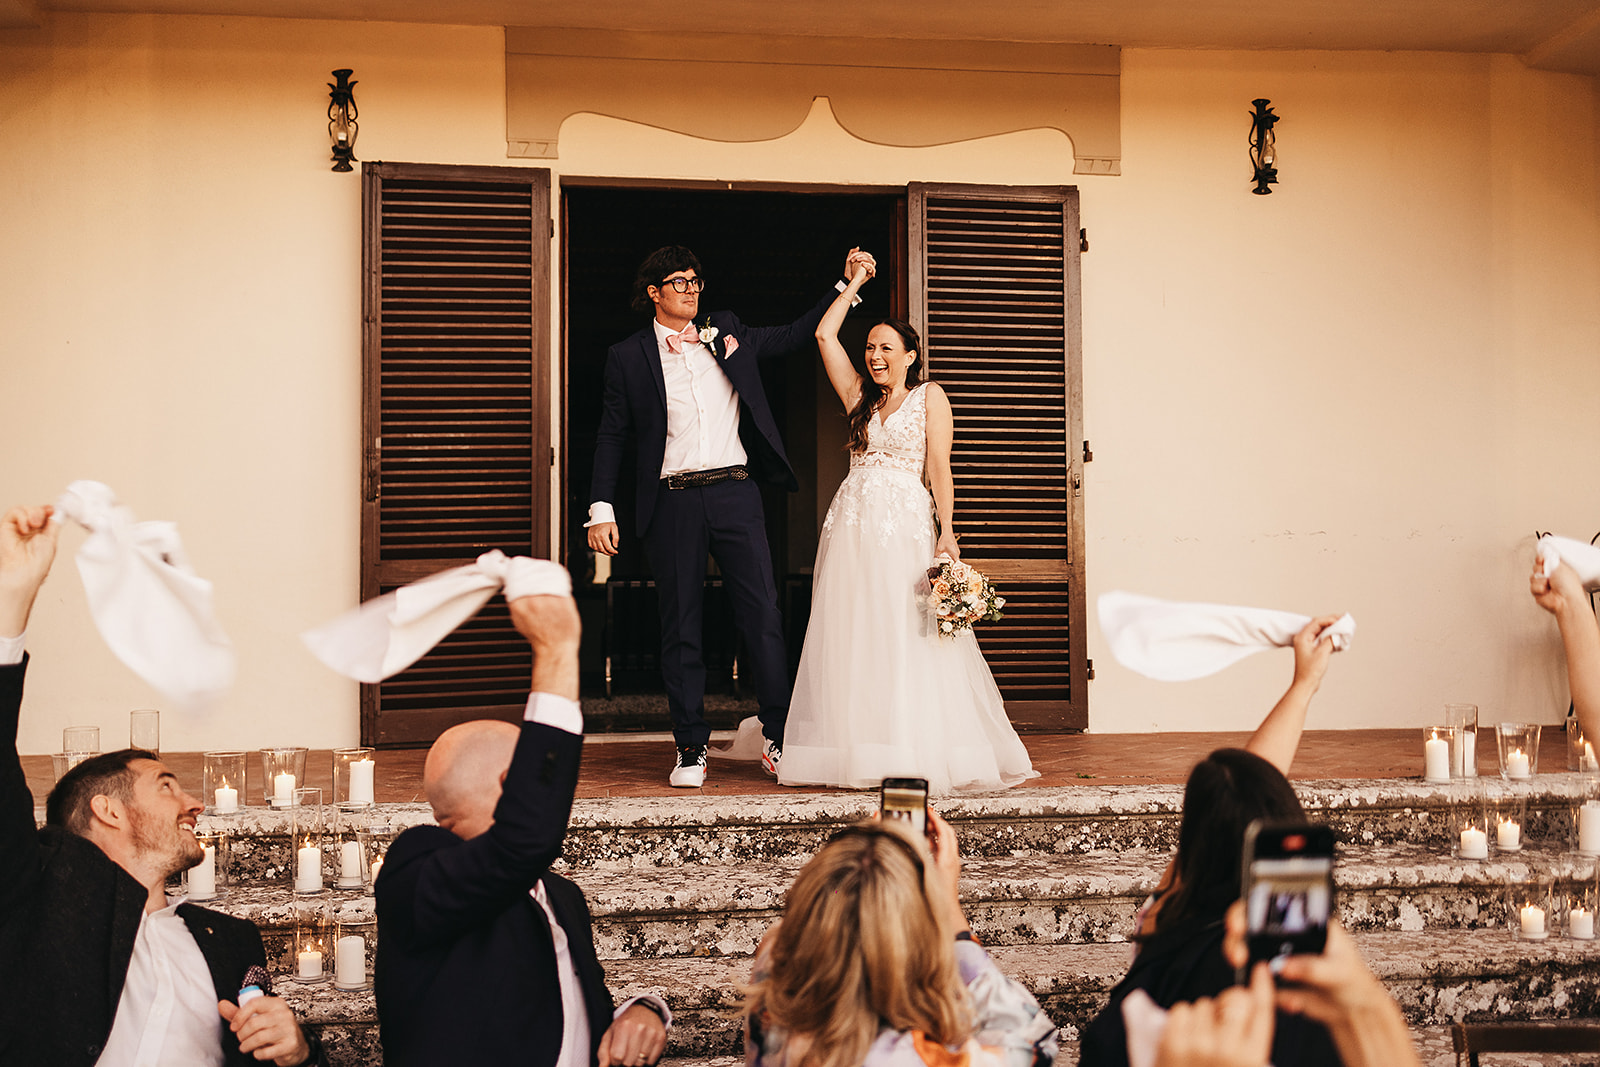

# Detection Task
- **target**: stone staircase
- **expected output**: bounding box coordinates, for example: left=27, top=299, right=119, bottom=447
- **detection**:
left=130, top=778, right=1600, bottom=1066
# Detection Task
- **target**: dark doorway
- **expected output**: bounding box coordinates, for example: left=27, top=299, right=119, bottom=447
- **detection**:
left=562, top=184, right=904, bottom=725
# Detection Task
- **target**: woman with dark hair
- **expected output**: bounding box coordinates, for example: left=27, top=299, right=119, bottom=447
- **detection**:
left=1079, top=615, right=1347, bottom=1067
left=777, top=261, right=1036, bottom=794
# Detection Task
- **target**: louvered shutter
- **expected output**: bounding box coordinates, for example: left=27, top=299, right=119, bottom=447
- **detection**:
left=910, top=184, right=1086, bottom=730
left=361, top=163, right=551, bottom=747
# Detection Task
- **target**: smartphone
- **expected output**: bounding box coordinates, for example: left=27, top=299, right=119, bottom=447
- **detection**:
left=1240, top=820, right=1335, bottom=978
left=880, top=777, right=930, bottom=838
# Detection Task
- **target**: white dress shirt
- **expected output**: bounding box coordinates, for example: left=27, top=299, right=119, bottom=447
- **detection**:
left=96, top=898, right=226, bottom=1067
left=0, top=631, right=23, bottom=665
left=586, top=317, right=746, bottom=529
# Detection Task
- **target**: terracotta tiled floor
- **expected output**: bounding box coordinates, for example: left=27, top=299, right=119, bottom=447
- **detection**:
left=19, top=727, right=1572, bottom=805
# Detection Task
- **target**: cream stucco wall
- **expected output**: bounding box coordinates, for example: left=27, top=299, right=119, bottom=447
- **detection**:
left=2, top=13, right=1597, bottom=754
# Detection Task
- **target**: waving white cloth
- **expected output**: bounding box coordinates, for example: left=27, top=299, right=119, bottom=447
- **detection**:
left=1099, top=590, right=1355, bottom=682
left=54, top=480, right=236, bottom=712
left=302, top=550, right=572, bottom=682
left=1537, top=534, right=1600, bottom=591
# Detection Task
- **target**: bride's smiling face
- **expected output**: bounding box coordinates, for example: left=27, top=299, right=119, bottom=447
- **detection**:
left=864, top=324, right=917, bottom=389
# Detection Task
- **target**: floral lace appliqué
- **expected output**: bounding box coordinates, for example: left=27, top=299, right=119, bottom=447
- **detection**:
left=823, top=384, right=935, bottom=546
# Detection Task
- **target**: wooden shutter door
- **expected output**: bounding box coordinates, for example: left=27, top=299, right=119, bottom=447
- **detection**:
left=909, top=183, right=1087, bottom=730
left=361, top=163, right=551, bottom=747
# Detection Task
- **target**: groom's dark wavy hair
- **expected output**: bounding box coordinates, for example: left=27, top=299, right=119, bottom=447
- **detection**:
left=631, top=246, right=704, bottom=315
left=845, top=318, right=924, bottom=455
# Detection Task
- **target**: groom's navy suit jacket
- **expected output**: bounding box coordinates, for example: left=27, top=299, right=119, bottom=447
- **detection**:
left=591, top=291, right=836, bottom=537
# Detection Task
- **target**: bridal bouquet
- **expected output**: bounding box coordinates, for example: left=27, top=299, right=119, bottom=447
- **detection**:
left=918, top=558, right=1005, bottom=637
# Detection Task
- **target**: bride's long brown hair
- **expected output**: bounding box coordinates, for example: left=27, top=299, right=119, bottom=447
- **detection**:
left=845, top=318, right=924, bottom=455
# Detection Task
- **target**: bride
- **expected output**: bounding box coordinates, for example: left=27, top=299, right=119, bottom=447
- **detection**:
left=777, top=261, right=1038, bottom=794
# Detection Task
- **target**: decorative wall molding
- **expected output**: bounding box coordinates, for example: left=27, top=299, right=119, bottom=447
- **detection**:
left=506, top=28, right=1120, bottom=175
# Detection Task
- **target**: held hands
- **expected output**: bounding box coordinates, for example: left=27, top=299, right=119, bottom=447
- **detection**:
left=217, top=997, right=312, bottom=1066
left=844, top=247, right=877, bottom=286
left=0, top=504, right=60, bottom=639
left=588, top=521, right=621, bottom=557
left=597, top=1002, right=668, bottom=1066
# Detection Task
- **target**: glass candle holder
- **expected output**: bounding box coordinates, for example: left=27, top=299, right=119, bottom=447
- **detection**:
left=62, top=725, right=100, bottom=757
left=1572, top=722, right=1600, bottom=773
left=1561, top=856, right=1599, bottom=942
left=129, top=708, right=160, bottom=753
left=358, top=821, right=396, bottom=892
left=1497, top=723, right=1541, bottom=780
left=332, top=913, right=376, bottom=991
left=1489, top=783, right=1528, bottom=854
left=333, top=748, right=376, bottom=807
left=1424, top=725, right=1456, bottom=783
left=184, top=829, right=229, bottom=902
left=1576, top=776, right=1600, bottom=856
left=261, top=747, right=308, bottom=808
left=290, top=787, right=325, bottom=896
left=1451, top=779, right=1491, bottom=860
left=292, top=905, right=330, bottom=985
left=333, top=808, right=369, bottom=892
left=1447, top=703, right=1479, bottom=777
left=51, top=752, right=89, bottom=782
left=203, top=751, right=247, bottom=815
left=1507, top=873, right=1558, bottom=942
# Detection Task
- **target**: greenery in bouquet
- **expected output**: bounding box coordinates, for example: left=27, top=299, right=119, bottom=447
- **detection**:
left=923, top=558, right=1005, bottom=637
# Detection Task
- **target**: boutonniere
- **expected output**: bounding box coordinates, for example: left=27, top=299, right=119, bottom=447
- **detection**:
left=700, top=318, right=739, bottom=360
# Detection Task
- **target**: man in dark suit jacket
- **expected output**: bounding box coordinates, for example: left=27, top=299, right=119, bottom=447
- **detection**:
left=376, top=582, right=669, bottom=1067
left=0, top=503, right=321, bottom=1067
left=586, top=245, right=874, bottom=786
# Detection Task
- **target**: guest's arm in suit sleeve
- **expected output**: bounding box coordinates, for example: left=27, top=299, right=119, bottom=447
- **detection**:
left=382, top=593, right=584, bottom=947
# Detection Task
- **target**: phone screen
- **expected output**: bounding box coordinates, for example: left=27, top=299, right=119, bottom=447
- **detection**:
left=1242, top=822, right=1335, bottom=976
left=880, top=778, right=929, bottom=838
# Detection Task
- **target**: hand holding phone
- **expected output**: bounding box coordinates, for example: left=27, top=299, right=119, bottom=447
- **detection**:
left=1240, top=821, right=1335, bottom=980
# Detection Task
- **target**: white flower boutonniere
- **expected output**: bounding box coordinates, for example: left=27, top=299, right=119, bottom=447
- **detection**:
left=699, top=324, right=719, bottom=346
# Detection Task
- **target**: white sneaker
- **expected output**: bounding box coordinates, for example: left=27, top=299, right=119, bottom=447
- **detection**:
left=761, top=739, right=782, bottom=779
left=669, top=745, right=708, bottom=788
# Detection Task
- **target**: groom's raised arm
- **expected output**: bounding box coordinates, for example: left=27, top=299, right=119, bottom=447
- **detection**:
left=737, top=248, right=877, bottom=359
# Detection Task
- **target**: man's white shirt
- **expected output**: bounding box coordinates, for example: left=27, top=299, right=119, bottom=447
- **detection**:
left=96, top=898, right=226, bottom=1067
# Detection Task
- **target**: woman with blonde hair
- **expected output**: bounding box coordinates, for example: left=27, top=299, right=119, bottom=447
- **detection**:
left=743, top=813, right=1056, bottom=1067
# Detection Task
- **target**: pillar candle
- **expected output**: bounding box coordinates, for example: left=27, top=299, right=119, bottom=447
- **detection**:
left=335, top=935, right=366, bottom=988
left=1521, top=903, right=1547, bottom=937
left=1505, top=749, right=1531, bottom=779
left=1580, top=801, right=1600, bottom=853
left=339, top=840, right=363, bottom=883
left=348, top=758, right=375, bottom=805
left=189, top=844, right=216, bottom=899
left=1496, top=818, right=1521, bottom=851
left=1425, top=736, right=1450, bottom=780
left=1586, top=742, right=1598, bottom=773
left=273, top=772, right=296, bottom=806
left=297, top=949, right=323, bottom=979
left=1461, top=730, right=1476, bottom=776
left=295, top=844, right=323, bottom=893
left=213, top=784, right=238, bottom=814
left=1572, top=907, right=1595, bottom=940
left=1459, top=826, right=1488, bottom=859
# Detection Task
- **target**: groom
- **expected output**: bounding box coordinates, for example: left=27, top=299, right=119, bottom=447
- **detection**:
left=587, top=245, right=874, bottom=787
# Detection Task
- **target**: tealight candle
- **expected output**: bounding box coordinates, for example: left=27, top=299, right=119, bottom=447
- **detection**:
left=339, top=840, right=363, bottom=885
left=370, top=856, right=384, bottom=883
left=295, top=844, right=323, bottom=893
left=1425, top=735, right=1450, bottom=781
left=273, top=772, right=297, bottom=807
left=1581, top=801, right=1600, bottom=854
left=189, top=844, right=216, bottom=899
left=1459, top=826, right=1489, bottom=859
left=1505, top=748, right=1531, bottom=779
left=1497, top=817, right=1521, bottom=851
left=335, top=935, right=366, bottom=988
left=1572, top=906, right=1595, bottom=940
left=1521, top=903, right=1547, bottom=938
left=348, top=758, right=375, bottom=806
left=297, top=948, right=323, bottom=979
left=213, top=783, right=239, bottom=814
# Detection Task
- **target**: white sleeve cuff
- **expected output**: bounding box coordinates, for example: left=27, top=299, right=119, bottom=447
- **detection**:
left=0, top=632, right=24, bottom=666
left=615, top=994, right=673, bottom=1031
left=583, top=502, right=617, bottom=529
left=834, top=279, right=863, bottom=308
left=524, top=691, right=583, bottom=735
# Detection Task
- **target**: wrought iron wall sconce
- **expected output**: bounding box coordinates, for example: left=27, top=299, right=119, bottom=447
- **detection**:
left=328, top=69, right=358, bottom=172
left=1249, top=98, right=1278, bottom=195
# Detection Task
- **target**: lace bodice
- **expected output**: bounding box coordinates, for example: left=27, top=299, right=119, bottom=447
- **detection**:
left=849, top=383, right=928, bottom=477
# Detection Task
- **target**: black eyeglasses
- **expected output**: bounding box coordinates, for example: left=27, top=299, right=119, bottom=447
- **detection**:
left=659, top=276, right=705, bottom=294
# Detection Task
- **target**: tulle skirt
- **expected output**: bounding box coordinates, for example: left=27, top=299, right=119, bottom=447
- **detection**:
left=778, top=466, right=1037, bottom=795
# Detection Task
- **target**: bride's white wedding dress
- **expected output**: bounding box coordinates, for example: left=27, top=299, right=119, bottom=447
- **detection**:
left=779, top=382, right=1038, bottom=794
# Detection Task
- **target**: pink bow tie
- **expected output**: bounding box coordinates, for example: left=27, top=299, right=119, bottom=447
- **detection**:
left=665, top=324, right=700, bottom=354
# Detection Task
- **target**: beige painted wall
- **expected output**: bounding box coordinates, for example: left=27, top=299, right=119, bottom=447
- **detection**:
left=2, top=13, right=1597, bottom=755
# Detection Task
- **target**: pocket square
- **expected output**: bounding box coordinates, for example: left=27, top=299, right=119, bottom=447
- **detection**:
left=723, top=336, right=739, bottom=359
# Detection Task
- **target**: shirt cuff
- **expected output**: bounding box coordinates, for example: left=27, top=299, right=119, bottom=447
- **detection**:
left=615, top=994, right=672, bottom=1031
left=583, top=502, right=617, bottom=529
left=0, top=632, right=24, bottom=666
left=524, top=692, right=583, bottom=735
left=834, top=279, right=863, bottom=308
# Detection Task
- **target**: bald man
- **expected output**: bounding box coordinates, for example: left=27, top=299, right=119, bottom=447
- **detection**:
left=374, top=590, right=670, bottom=1067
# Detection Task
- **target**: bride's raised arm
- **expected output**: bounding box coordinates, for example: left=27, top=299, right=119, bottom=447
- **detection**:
left=814, top=261, right=872, bottom=410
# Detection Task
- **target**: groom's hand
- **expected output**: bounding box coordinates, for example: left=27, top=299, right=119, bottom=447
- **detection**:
left=587, top=522, right=620, bottom=557
left=843, top=247, right=877, bottom=281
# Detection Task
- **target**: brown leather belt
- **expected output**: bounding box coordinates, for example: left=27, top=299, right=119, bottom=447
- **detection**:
left=665, top=465, right=750, bottom=490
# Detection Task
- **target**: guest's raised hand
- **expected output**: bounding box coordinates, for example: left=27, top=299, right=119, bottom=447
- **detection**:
left=597, top=1002, right=668, bottom=1066
left=925, top=807, right=970, bottom=932
left=0, top=504, right=60, bottom=638
left=1531, top=557, right=1583, bottom=618
left=1290, top=614, right=1342, bottom=692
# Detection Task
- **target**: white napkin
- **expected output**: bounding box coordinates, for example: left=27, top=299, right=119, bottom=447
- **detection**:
left=54, top=480, right=236, bottom=713
left=302, top=550, right=572, bottom=682
left=1537, top=534, right=1600, bottom=591
left=1099, top=590, right=1355, bottom=682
